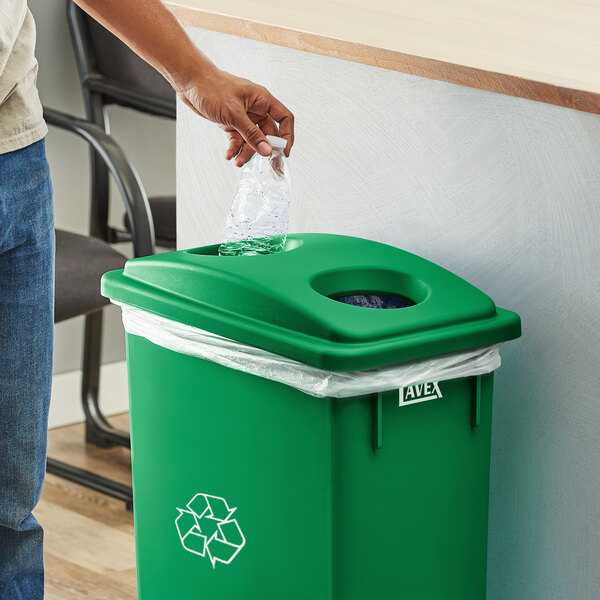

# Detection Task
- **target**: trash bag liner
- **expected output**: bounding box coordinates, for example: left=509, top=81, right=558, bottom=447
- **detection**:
left=333, top=294, right=415, bottom=309
left=117, top=303, right=502, bottom=399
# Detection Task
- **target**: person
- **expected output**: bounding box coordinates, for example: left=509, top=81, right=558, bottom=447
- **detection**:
left=0, top=0, right=294, bottom=597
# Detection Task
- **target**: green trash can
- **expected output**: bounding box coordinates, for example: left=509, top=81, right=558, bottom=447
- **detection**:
left=101, top=233, right=520, bottom=600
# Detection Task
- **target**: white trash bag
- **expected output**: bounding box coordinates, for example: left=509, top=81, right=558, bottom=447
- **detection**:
left=116, top=303, right=501, bottom=399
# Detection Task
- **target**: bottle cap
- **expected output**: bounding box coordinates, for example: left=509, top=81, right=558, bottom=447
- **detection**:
left=266, top=135, right=287, bottom=150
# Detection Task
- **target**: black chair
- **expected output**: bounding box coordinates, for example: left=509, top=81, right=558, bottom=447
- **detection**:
left=45, top=107, right=155, bottom=510
left=46, top=3, right=175, bottom=507
left=57, top=2, right=175, bottom=460
left=66, top=0, right=176, bottom=249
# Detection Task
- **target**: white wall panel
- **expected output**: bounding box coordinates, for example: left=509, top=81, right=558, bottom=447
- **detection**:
left=178, top=27, right=600, bottom=600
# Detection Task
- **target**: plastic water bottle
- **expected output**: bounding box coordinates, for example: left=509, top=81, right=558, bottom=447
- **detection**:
left=219, top=135, right=291, bottom=256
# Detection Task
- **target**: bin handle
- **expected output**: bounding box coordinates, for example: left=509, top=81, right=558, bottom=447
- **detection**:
left=373, top=376, right=483, bottom=451
left=472, top=375, right=482, bottom=428
left=371, top=390, right=395, bottom=450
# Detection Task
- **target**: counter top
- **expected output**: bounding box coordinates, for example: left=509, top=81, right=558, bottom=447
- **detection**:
left=168, top=0, right=600, bottom=115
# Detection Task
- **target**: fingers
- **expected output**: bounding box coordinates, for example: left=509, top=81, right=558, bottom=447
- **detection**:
left=264, top=97, right=295, bottom=157
left=224, top=130, right=244, bottom=161
left=234, top=144, right=255, bottom=167
left=179, top=73, right=295, bottom=164
left=225, top=86, right=295, bottom=166
left=233, top=115, right=279, bottom=167
left=233, top=112, right=272, bottom=157
left=258, top=113, right=281, bottom=137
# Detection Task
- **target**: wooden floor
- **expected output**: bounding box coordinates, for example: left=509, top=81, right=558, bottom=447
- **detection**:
left=36, top=414, right=137, bottom=599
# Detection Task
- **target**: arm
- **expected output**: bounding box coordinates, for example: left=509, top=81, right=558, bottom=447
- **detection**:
left=72, top=0, right=294, bottom=166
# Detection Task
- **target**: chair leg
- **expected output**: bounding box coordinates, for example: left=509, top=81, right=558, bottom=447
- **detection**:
left=82, top=311, right=130, bottom=448
left=46, top=457, right=133, bottom=512
left=46, top=310, right=133, bottom=511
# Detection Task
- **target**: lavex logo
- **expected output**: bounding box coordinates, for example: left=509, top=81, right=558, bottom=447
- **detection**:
left=399, top=381, right=443, bottom=407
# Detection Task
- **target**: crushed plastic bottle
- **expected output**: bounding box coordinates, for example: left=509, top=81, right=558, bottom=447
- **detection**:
left=219, top=135, right=291, bottom=256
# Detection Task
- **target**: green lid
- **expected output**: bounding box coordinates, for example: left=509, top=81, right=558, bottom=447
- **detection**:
left=101, top=233, right=521, bottom=371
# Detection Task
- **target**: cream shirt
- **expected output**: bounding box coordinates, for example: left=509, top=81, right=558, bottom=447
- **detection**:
left=0, top=2, right=46, bottom=154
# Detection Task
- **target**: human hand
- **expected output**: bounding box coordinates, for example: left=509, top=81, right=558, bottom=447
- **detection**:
left=176, top=67, right=294, bottom=167
left=71, top=1, right=293, bottom=166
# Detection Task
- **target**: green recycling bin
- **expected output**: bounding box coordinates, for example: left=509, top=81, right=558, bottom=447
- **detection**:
left=101, top=233, right=520, bottom=600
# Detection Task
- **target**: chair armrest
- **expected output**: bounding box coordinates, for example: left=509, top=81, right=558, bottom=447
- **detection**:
left=43, top=106, right=155, bottom=257
left=85, top=77, right=176, bottom=120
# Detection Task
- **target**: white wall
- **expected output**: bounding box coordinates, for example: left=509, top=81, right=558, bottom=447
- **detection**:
left=29, top=0, right=176, bottom=375
left=178, top=28, right=600, bottom=600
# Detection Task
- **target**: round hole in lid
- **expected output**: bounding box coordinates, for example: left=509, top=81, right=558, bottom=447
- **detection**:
left=311, top=267, right=428, bottom=310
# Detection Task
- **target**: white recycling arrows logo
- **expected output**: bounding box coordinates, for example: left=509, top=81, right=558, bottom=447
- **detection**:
left=175, top=493, right=246, bottom=568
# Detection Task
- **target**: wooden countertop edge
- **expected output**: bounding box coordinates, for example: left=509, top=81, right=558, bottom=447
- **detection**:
left=170, top=4, right=600, bottom=116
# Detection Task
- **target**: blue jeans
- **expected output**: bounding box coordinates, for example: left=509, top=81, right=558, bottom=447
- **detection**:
left=0, top=139, right=54, bottom=600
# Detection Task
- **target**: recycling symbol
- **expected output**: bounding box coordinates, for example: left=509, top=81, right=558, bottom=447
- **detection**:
left=175, top=493, right=246, bottom=568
